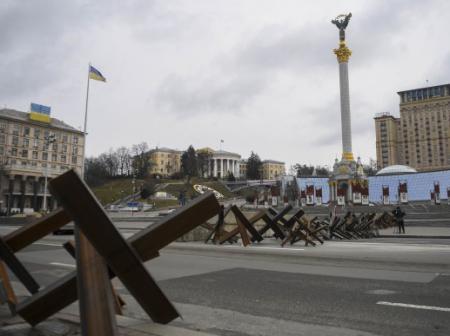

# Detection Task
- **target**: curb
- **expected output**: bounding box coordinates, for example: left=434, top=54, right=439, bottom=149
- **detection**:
left=377, top=235, right=450, bottom=239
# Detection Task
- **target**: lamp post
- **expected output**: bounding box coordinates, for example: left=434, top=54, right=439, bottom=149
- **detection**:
left=42, top=134, right=56, bottom=212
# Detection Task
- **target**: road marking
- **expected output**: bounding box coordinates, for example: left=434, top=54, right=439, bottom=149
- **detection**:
left=377, top=301, right=450, bottom=312
left=34, top=242, right=62, bottom=247
left=50, top=262, right=76, bottom=268
left=255, top=246, right=305, bottom=251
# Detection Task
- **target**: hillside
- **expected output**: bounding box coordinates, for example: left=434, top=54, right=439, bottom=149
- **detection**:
left=91, top=177, right=235, bottom=206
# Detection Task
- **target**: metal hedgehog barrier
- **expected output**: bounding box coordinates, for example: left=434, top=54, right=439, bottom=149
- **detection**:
left=0, top=169, right=221, bottom=335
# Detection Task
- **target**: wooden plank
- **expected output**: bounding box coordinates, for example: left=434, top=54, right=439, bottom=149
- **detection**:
left=48, top=169, right=180, bottom=324
left=63, top=240, right=124, bottom=315
left=230, top=206, right=263, bottom=242
left=17, top=181, right=220, bottom=326
left=0, top=260, right=17, bottom=306
left=0, top=237, right=39, bottom=294
left=4, top=209, right=71, bottom=252
left=75, top=228, right=118, bottom=336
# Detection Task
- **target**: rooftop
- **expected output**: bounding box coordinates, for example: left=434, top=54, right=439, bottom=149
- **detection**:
left=0, top=108, right=82, bottom=133
left=263, top=159, right=285, bottom=165
left=376, top=165, right=417, bottom=176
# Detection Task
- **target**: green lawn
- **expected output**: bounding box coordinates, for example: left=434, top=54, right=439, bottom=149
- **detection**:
left=91, top=178, right=144, bottom=205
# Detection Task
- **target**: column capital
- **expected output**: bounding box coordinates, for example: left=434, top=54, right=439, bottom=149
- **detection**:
left=333, top=41, right=352, bottom=63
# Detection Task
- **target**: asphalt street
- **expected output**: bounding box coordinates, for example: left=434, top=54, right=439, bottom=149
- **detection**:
left=3, top=227, right=450, bottom=336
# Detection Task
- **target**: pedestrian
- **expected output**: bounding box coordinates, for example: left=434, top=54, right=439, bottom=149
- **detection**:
left=392, top=206, right=406, bottom=234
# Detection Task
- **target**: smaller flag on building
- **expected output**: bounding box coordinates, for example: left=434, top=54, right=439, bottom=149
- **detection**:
left=89, top=65, right=106, bottom=82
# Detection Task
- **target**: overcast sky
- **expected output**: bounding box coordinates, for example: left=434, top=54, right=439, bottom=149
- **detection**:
left=1, top=0, right=449, bottom=171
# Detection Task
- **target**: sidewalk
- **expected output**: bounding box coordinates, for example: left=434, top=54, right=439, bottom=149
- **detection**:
left=378, top=226, right=450, bottom=238
left=0, top=301, right=214, bottom=336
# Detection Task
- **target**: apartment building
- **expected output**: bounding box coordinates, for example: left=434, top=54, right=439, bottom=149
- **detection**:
left=375, top=84, right=450, bottom=171
left=148, top=147, right=182, bottom=177
left=261, top=160, right=285, bottom=180
left=0, top=107, right=84, bottom=213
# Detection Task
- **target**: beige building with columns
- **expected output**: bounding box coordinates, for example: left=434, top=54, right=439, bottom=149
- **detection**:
left=375, top=84, right=450, bottom=171
left=0, top=108, right=84, bottom=214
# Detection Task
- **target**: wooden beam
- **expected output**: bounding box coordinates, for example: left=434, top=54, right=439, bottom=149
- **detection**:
left=16, top=170, right=220, bottom=326
left=48, top=170, right=180, bottom=324
left=0, top=237, right=39, bottom=294
left=75, top=228, right=119, bottom=336
left=4, top=209, right=71, bottom=252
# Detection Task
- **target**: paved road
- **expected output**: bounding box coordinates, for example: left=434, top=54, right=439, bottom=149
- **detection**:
left=4, top=228, right=450, bottom=336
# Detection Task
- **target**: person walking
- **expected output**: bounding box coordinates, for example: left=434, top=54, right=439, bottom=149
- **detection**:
left=392, top=206, right=406, bottom=234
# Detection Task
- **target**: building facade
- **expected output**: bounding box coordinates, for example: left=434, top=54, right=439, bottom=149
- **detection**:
left=148, top=147, right=182, bottom=177
left=261, top=160, right=285, bottom=180
left=0, top=108, right=85, bottom=213
left=209, top=150, right=241, bottom=179
left=375, top=84, right=450, bottom=172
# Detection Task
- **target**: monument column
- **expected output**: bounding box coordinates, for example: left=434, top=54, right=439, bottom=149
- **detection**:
left=332, top=13, right=354, bottom=162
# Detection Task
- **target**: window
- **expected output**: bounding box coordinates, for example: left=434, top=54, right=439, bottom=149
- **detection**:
left=32, top=151, right=38, bottom=159
left=22, top=150, right=28, bottom=158
left=52, top=154, right=57, bottom=162
left=0, top=134, right=5, bottom=144
left=24, top=127, right=30, bottom=136
left=42, top=152, right=48, bottom=161
left=62, top=134, right=68, bottom=143
left=24, top=138, right=29, bottom=147
left=0, top=123, right=6, bottom=133
left=12, top=136, right=19, bottom=146
left=72, top=146, right=78, bottom=155
left=12, top=125, right=20, bottom=136
left=33, top=139, right=39, bottom=148
left=52, top=143, right=57, bottom=151
left=11, top=148, right=17, bottom=156
left=62, top=144, right=67, bottom=153
left=71, top=156, right=77, bottom=164
left=73, top=136, right=79, bottom=144
left=34, top=129, right=41, bottom=138
left=0, top=147, right=3, bottom=156
left=61, top=155, right=66, bottom=163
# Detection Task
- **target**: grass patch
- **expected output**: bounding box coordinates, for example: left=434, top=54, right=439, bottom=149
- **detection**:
left=91, top=177, right=144, bottom=205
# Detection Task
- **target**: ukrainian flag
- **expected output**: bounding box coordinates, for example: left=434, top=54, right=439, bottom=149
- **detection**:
left=89, top=65, right=106, bottom=82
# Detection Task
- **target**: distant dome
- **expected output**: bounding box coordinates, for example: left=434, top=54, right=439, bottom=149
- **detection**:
left=376, top=165, right=417, bottom=176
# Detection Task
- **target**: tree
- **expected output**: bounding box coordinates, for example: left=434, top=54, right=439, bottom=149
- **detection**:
left=197, top=149, right=212, bottom=178
left=294, top=164, right=329, bottom=177
left=84, top=157, right=110, bottom=187
left=140, top=180, right=156, bottom=199
left=246, top=151, right=262, bottom=180
left=116, top=146, right=132, bottom=176
left=226, top=171, right=236, bottom=182
left=131, top=142, right=151, bottom=178
left=181, top=145, right=198, bottom=178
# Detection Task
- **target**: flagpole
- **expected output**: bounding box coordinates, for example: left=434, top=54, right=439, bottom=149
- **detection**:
left=81, top=63, right=91, bottom=178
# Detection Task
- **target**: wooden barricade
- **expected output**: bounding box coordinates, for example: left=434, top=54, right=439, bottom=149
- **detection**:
left=218, top=205, right=264, bottom=246
left=1, top=169, right=220, bottom=332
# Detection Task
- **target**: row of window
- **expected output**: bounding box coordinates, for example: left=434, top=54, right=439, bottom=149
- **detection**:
left=0, top=122, right=80, bottom=144
left=3, top=147, right=78, bottom=164
left=7, top=159, right=72, bottom=171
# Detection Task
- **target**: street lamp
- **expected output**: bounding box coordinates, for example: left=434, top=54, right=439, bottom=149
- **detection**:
left=42, top=133, right=56, bottom=212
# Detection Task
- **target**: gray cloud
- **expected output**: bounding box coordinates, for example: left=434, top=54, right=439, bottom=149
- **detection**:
left=155, top=72, right=268, bottom=117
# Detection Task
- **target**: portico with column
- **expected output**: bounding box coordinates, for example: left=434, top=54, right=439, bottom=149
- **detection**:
left=209, top=150, right=241, bottom=179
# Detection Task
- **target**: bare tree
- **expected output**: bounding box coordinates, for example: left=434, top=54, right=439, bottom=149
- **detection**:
left=131, top=142, right=151, bottom=178
left=116, top=146, right=131, bottom=176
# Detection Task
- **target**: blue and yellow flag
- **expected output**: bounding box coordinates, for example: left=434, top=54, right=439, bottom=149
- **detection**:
left=89, top=65, right=106, bottom=82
